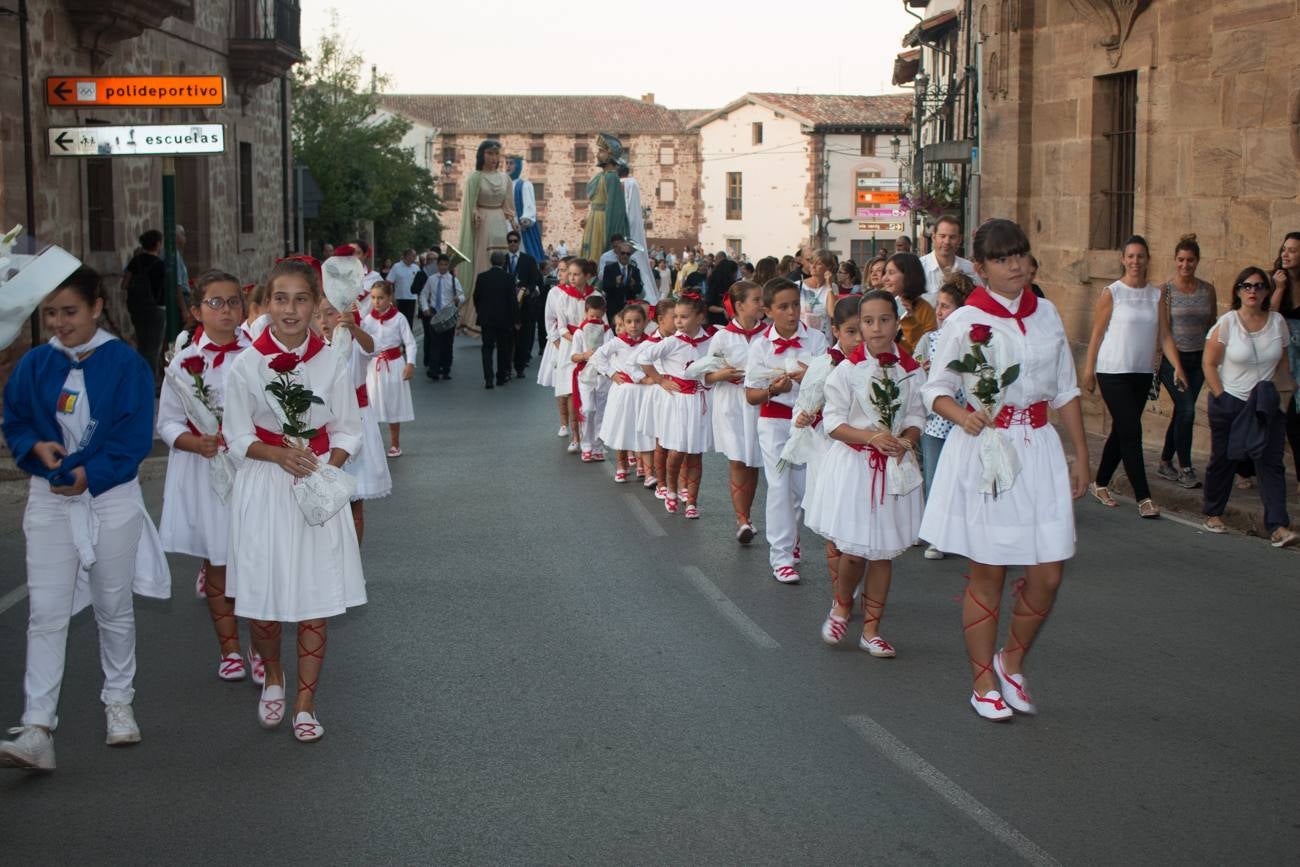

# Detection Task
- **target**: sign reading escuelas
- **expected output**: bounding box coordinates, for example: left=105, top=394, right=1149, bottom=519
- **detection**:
left=47, top=124, right=227, bottom=158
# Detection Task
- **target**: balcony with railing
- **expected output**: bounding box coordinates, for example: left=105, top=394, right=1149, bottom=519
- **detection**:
left=228, top=0, right=303, bottom=92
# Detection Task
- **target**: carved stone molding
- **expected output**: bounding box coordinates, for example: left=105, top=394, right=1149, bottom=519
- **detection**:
left=1066, top=0, right=1151, bottom=67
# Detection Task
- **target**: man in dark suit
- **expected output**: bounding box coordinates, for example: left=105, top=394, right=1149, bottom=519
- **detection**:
left=473, top=251, right=519, bottom=389
left=599, top=242, right=642, bottom=324
left=506, top=230, right=542, bottom=378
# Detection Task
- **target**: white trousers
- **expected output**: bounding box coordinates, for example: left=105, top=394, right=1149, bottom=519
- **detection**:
left=21, top=485, right=141, bottom=729
left=758, top=418, right=805, bottom=569
left=578, top=380, right=608, bottom=452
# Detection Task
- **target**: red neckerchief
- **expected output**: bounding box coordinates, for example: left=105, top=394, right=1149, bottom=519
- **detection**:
left=966, top=286, right=1038, bottom=333
left=772, top=336, right=802, bottom=355
left=828, top=347, right=846, bottom=366
left=201, top=336, right=243, bottom=368
left=560, top=283, right=593, bottom=301
left=253, top=328, right=326, bottom=366
left=675, top=330, right=710, bottom=348
left=704, top=324, right=718, bottom=337
left=580, top=317, right=607, bottom=329
left=847, top=342, right=920, bottom=372
left=370, top=305, right=399, bottom=323
left=619, top=333, right=648, bottom=347
left=725, top=320, right=764, bottom=340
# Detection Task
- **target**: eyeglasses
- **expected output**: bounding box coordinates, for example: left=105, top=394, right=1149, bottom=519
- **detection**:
left=200, top=296, right=244, bottom=310
left=1235, top=282, right=1268, bottom=292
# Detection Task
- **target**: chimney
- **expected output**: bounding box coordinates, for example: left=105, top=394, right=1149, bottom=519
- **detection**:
left=641, top=93, right=655, bottom=104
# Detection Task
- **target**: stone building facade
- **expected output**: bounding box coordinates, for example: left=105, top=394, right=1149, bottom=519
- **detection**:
left=377, top=94, right=703, bottom=257
left=0, top=0, right=300, bottom=378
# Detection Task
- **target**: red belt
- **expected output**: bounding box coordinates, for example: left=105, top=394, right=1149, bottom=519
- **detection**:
left=254, top=424, right=331, bottom=456
left=759, top=401, right=793, bottom=420
left=376, top=346, right=404, bottom=372
left=356, top=384, right=369, bottom=408
left=846, top=442, right=889, bottom=504
left=667, top=375, right=707, bottom=414
left=968, top=401, right=1049, bottom=429
left=572, top=362, right=588, bottom=423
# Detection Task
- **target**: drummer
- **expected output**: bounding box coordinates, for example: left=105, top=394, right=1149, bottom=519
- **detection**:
left=418, top=254, right=463, bottom=381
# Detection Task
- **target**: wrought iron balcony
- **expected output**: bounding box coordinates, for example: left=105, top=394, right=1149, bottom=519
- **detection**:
left=65, top=0, right=194, bottom=59
left=228, top=0, right=303, bottom=93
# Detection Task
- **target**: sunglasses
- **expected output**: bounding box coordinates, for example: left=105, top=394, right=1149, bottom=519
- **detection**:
left=200, top=296, right=244, bottom=310
left=1235, top=282, right=1268, bottom=292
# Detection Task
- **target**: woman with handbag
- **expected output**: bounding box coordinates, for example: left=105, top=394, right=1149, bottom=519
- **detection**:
left=1083, top=235, right=1187, bottom=519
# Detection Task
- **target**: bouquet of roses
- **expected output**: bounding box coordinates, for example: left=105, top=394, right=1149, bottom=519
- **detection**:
left=264, top=352, right=356, bottom=525
left=946, top=323, right=1021, bottom=496
left=679, top=346, right=743, bottom=382
left=861, top=352, right=923, bottom=496
left=777, top=353, right=835, bottom=471
left=166, top=356, right=236, bottom=503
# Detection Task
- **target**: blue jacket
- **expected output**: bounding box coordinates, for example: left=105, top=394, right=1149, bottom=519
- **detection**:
left=2, top=338, right=155, bottom=496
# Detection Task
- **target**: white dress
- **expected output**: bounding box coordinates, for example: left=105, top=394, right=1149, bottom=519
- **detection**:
left=550, top=287, right=599, bottom=398
left=798, top=348, right=849, bottom=513
left=362, top=308, right=416, bottom=423
left=642, top=329, right=714, bottom=453
left=343, top=336, right=392, bottom=500
left=223, top=331, right=366, bottom=621
left=572, top=321, right=612, bottom=447
left=709, top=322, right=764, bottom=467
left=918, top=292, right=1081, bottom=565
left=804, top=346, right=926, bottom=560
left=634, top=335, right=668, bottom=440
left=157, top=331, right=250, bottom=564
left=597, top=335, right=654, bottom=452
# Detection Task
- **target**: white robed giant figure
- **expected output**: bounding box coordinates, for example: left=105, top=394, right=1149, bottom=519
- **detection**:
left=619, top=165, right=658, bottom=305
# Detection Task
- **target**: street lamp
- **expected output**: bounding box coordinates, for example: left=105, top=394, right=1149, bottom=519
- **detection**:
left=890, top=135, right=901, bottom=161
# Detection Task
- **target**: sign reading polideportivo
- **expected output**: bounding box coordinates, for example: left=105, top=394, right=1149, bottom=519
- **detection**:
left=47, top=124, right=227, bottom=157
left=46, top=75, right=226, bottom=107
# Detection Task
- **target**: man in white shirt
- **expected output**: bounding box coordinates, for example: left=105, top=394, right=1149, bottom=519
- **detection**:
left=596, top=234, right=626, bottom=277
left=387, top=248, right=421, bottom=327
left=418, top=253, right=464, bottom=380
left=555, top=241, right=569, bottom=258
left=920, top=215, right=980, bottom=306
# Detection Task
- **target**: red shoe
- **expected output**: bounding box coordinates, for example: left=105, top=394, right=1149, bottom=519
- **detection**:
left=614, top=470, right=628, bottom=483
left=773, top=565, right=801, bottom=584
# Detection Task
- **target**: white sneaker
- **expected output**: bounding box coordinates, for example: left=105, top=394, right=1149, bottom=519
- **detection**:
left=0, top=725, right=55, bottom=771
left=105, top=703, right=141, bottom=746
left=557, top=425, right=569, bottom=437
left=566, top=441, right=579, bottom=454
left=970, top=690, right=1014, bottom=722
left=924, top=545, right=944, bottom=560
left=993, top=652, right=1037, bottom=714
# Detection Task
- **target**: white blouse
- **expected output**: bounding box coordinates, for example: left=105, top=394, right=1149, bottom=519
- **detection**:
left=823, top=347, right=926, bottom=436
left=743, top=323, right=830, bottom=410
left=643, top=329, right=714, bottom=379
left=922, top=292, right=1081, bottom=413
left=1210, top=310, right=1289, bottom=401
left=544, top=288, right=600, bottom=343
left=157, top=331, right=251, bottom=447
left=1096, top=281, right=1161, bottom=374
left=361, top=312, right=417, bottom=364
left=596, top=336, right=650, bottom=382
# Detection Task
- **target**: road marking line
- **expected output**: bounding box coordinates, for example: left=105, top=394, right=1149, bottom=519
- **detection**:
left=624, top=493, right=668, bottom=537
left=844, top=715, right=1061, bottom=867
left=682, top=566, right=779, bottom=649
left=0, top=585, right=29, bottom=616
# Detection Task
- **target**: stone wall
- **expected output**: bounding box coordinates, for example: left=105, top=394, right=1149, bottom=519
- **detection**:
left=0, top=0, right=293, bottom=384
left=979, top=0, right=1300, bottom=445
left=436, top=132, right=701, bottom=259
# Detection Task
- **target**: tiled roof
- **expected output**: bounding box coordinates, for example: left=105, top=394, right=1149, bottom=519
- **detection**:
left=670, top=108, right=712, bottom=126
left=377, top=94, right=695, bottom=135
left=750, top=93, right=913, bottom=130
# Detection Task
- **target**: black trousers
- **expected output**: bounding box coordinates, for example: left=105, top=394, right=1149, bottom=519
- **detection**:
left=426, top=325, right=455, bottom=375
left=1204, top=392, right=1291, bottom=531
left=1096, top=372, right=1153, bottom=501
left=481, top=326, right=514, bottom=384
left=1287, top=400, right=1300, bottom=483
left=129, top=302, right=165, bottom=384
left=514, top=299, right=534, bottom=373
left=396, top=299, right=417, bottom=330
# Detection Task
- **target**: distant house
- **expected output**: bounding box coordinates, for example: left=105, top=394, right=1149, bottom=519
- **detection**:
left=376, top=93, right=703, bottom=254
left=689, top=93, right=913, bottom=263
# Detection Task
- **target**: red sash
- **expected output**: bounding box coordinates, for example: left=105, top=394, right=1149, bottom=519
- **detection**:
left=375, top=346, right=404, bottom=372
left=967, top=400, right=1049, bottom=429
left=667, top=375, right=708, bottom=415
left=356, top=385, right=369, bottom=408
left=254, top=424, right=331, bottom=456
left=759, top=401, right=793, bottom=420
left=846, top=443, right=889, bottom=504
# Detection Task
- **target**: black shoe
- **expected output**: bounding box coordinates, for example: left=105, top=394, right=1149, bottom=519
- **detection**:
left=426, top=370, right=438, bottom=380
left=485, top=382, right=494, bottom=389
left=442, top=373, right=452, bottom=380
left=496, top=379, right=509, bottom=387
left=515, top=369, right=526, bottom=378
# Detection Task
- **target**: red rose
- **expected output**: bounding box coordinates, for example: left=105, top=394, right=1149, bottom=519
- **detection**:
left=268, top=353, right=299, bottom=373
left=180, top=356, right=205, bottom=376
left=970, top=324, right=993, bottom=344
left=876, top=352, right=899, bottom=367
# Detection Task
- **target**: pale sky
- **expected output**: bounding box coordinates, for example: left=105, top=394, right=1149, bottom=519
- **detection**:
left=303, top=1, right=918, bottom=108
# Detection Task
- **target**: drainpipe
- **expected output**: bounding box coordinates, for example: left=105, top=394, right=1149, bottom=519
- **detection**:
left=281, top=74, right=293, bottom=254
left=15, top=0, right=38, bottom=345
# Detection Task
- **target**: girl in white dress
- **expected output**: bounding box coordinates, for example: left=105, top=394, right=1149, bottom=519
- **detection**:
left=158, top=271, right=256, bottom=683
left=553, top=259, right=600, bottom=454
left=706, top=281, right=765, bottom=543
left=362, top=280, right=416, bottom=458
left=806, top=291, right=924, bottom=659
left=537, top=256, right=574, bottom=427
left=635, top=304, right=676, bottom=493
left=641, top=292, right=713, bottom=518
left=796, top=295, right=863, bottom=589
left=569, top=294, right=612, bottom=461
left=597, top=304, right=654, bottom=481
left=316, top=297, right=390, bottom=544
left=918, top=219, right=1090, bottom=722
left=0, top=267, right=169, bottom=770
left=223, top=259, right=365, bottom=743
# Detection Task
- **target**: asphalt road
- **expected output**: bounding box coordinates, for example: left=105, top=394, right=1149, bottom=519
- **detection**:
left=1, top=337, right=1297, bottom=865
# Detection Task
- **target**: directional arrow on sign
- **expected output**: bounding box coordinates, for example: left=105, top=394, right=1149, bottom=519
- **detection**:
left=54, top=131, right=72, bottom=152
left=52, top=80, right=72, bottom=102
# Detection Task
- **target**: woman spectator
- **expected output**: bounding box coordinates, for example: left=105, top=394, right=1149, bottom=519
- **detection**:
left=704, top=258, right=739, bottom=327
left=882, top=252, right=937, bottom=355
left=865, top=255, right=887, bottom=291
left=123, top=230, right=166, bottom=380
left=752, top=256, right=779, bottom=288
left=798, top=249, right=837, bottom=336
left=1270, top=232, right=1300, bottom=494
left=1155, top=234, right=1217, bottom=489
left=1084, top=235, right=1187, bottom=519
left=1201, top=266, right=1297, bottom=547
left=835, top=260, right=861, bottom=295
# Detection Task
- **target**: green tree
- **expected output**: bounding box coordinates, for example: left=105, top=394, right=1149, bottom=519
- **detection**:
left=292, top=17, right=441, bottom=257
